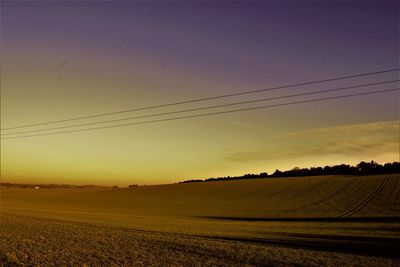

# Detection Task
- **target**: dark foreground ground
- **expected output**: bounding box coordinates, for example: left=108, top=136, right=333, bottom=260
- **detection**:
left=1, top=213, right=400, bottom=266
left=1, top=174, right=400, bottom=266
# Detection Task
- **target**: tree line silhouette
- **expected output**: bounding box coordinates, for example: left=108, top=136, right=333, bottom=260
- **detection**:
left=179, top=161, right=400, bottom=183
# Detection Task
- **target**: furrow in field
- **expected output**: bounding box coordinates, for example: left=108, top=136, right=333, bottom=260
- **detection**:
left=295, top=178, right=356, bottom=211
left=361, top=176, right=399, bottom=217
left=283, top=177, right=332, bottom=203
left=263, top=177, right=332, bottom=212
left=339, top=176, right=389, bottom=218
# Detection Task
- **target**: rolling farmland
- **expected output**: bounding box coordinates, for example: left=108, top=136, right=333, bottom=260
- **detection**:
left=2, top=1, right=399, bottom=266
left=1, top=174, right=400, bottom=266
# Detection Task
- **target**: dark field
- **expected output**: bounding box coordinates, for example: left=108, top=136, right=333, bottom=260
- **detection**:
left=1, top=174, right=400, bottom=266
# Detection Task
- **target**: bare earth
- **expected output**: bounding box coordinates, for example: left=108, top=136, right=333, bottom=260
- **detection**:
left=1, top=174, right=400, bottom=266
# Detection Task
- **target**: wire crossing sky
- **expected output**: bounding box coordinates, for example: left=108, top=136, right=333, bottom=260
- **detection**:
left=1, top=79, right=399, bottom=138
left=1, top=68, right=398, bottom=131
left=1, top=88, right=399, bottom=140
left=1, top=1, right=399, bottom=185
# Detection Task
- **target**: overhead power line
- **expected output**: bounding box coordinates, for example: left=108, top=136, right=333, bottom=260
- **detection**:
left=1, top=79, right=398, bottom=137
left=1, top=68, right=399, bottom=131
left=1, top=88, right=398, bottom=141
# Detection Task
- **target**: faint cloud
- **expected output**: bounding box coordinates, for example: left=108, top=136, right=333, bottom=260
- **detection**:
left=284, top=120, right=399, bottom=138
left=225, top=150, right=273, bottom=162
left=225, top=120, right=399, bottom=162
left=230, top=121, right=257, bottom=128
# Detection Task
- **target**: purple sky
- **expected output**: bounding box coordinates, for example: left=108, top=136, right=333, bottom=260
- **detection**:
left=4, top=1, right=399, bottom=84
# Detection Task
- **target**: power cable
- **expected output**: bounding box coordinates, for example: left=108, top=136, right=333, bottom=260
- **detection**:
left=1, top=79, right=398, bottom=137
left=1, top=68, right=398, bottom=131
left=1, top=88, right=398, bottom=140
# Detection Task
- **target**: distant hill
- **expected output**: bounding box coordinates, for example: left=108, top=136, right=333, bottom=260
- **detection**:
left=0, top=183, right=109, bottom=189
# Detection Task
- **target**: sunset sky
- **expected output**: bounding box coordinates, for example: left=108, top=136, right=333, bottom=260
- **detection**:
left=1, top=1, right=399, bottom=186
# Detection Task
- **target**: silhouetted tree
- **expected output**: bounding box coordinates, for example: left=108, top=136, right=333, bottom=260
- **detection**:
left=178, top=161, right=400, bottom=183
left=272, top=169, right=282, bottom=177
